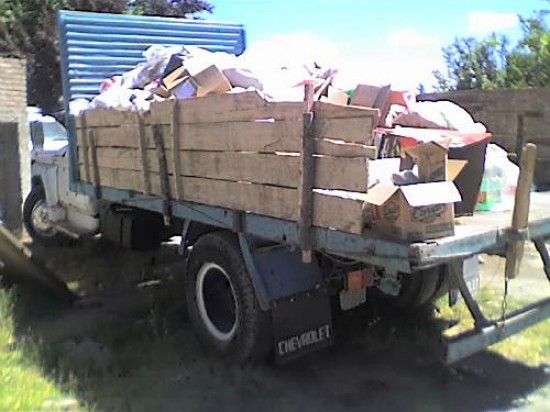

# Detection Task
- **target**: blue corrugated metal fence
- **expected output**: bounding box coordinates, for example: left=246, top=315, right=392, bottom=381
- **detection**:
left=58, top=10, right=246, bottom=103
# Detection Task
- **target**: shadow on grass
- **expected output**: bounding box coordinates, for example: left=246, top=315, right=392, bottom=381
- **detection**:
left=1, top=237, right=549, bottom=412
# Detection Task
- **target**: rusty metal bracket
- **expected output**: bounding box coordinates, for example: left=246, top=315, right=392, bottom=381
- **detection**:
left=448, top=263, right=491, bottom=330
left=505, top=227, right=530, bottom=242
left=534, top=239, right=550, bottom=282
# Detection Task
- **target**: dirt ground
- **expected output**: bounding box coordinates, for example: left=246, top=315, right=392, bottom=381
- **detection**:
left=5, top=237, right=550, bottom=412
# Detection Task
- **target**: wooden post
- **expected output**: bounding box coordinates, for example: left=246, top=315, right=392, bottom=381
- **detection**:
left=299, top=112, right=314, bottom=263
left=136, top=113, right=152, bottom=195
left=171, top=100, right=184, bottom=200
left=505, top=143, right=537, bottom=279
left=304, top=82, right=314, bottom=111
left=88, top=129, right=101, bottom=199
left=153, top=124, right=172, bottom=225
left=298, top=83, right=316, bottom=263
left=80, top=114, right=91, bottom=182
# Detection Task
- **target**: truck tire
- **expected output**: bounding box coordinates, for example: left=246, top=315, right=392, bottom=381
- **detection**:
left=184, top=231, right=271, bottom=362
left=23, top=185, right=68, bottom=246
left=393, top=267, right=448, bottom=309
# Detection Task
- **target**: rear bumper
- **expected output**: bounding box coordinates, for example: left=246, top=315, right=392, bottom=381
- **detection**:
left=443, top=297, right=550, bottom=364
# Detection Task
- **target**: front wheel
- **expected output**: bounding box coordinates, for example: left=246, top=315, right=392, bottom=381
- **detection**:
left=184, top=232, right=271, bottom=362
left=23, top=185, right=68, bottom=246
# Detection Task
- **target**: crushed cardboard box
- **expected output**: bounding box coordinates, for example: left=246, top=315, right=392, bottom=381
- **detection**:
left=156, top=64, right=231, bottom=100
left=365, top=180, right=462, bottom=241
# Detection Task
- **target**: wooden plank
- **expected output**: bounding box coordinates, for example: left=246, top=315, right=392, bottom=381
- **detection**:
left=78, top=121, right=301, bottom=152
left=78, top=166, right=365, bottom=234
left=78, top=121, right=376, bottom=158
left=179, top=120, right=303, bottom=152
left=76, top=124, right=167, bottom=149
left=179, top=177, right=297, bottom=220
left=315, top=156, right=368, bottom=192
left=149, top=91, right=305, bottom=124
left=178, top=177, right=365, bottom=233
left=314, top=101, right=380, bottom=118
left=79, top=148, right=368, bottom=191
left=81, top=109, right=135, bottom=127
left=312, top=101, right=378, bottom=144
left=177, top=152, right=298, bottom=188
left=313, top=191, right=365, bottom=234
left=505, top=143, right=537, bottom=279
left=77, top=165, right=176, bottom=198
left=316, top=140, right=376, bottom=158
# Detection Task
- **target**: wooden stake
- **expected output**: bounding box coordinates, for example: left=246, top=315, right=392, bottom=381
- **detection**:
left=153, top=124, right=172, bottom=225
left=88, top=129, right=101, bottom=199
left=298, top=111, right=315, bottom=263
left=136, top=113, right=152, bottom=195
left=505, top=143, right=537, bottom=279
left=80, top=114, right=91, bottom=182
left=171, top=100, right=184, bottom=200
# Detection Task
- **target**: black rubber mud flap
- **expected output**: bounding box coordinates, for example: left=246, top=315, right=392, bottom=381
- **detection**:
left=0, top=223, right=77, bottom=303
left=272, top=288, right=333, bottom=363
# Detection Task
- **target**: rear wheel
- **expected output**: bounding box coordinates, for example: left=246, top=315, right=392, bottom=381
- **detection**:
left=393, top=266, right=449, bottom=309
left=184, top=232, right=271, bottom=361
left=23, top=185, right=69, bottom=246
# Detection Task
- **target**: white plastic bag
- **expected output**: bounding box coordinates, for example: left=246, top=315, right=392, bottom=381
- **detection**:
left=476, top=144, right=519, bottom=212
left=121, top=45, right=185, bottom=89
left=394, top=100, right=487, bottom=132
left=88, top=87, right=151, bottom=112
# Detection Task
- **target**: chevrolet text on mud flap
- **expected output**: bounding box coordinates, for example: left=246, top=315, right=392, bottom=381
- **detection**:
left=277, top=324, right=331, bottom=357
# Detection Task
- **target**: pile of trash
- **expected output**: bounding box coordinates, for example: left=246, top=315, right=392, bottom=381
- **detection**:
left=70, top=45, right=338, bottom=115
left=71, top=43, right=486, bottom=138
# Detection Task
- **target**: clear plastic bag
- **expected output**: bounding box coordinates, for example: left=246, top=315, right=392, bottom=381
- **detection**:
left=476, top=144, right=519, bottom=212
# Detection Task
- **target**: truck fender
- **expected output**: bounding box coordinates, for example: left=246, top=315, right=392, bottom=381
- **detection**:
left=237, top=233, right=323, bottom=310
left=31, top=161, right=59, bottom=206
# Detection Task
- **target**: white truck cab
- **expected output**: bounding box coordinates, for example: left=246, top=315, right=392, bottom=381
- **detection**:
left=25, top=109, right=99, bottom=244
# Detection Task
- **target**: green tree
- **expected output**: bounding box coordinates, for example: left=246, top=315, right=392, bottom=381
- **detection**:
left=132, top=0, right=213, bottom=16
left=505, top=13, right=550, bottom=88
left=433, top=12, right=550, bottom=91
left=0, top=0, right=213, bottom=113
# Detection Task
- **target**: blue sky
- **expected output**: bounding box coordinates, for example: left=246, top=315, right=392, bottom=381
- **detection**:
left=202, top=0, right=548, bottom=90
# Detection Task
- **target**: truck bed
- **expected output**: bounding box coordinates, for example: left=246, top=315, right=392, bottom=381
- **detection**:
left=75, top=168, right=550, bottom=275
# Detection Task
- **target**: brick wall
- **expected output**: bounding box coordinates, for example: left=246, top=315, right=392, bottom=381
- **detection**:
left=420, top=88, right=550, bottom=188
left=0, top=57, right=29, bottom=234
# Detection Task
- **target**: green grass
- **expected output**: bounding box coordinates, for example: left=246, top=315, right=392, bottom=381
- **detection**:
left=0, top=290, right=80, bottom=412
left=437, top=287, right=550, bottom=366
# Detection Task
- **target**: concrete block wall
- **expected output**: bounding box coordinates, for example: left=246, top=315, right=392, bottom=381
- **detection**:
left=420, top=88, right=550, bottom=188
left=0, top=57, right=30, bottom=233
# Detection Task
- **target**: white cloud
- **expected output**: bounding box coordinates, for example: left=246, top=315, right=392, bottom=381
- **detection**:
left=468, top=11, right=519, bottom=34
left=386, top=28, right=439, bottom=48
left=242, top=31, right=444, bottom=93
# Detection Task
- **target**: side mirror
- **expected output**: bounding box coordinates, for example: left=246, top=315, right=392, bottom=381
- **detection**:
left=30, top=121, right=44, bottom=149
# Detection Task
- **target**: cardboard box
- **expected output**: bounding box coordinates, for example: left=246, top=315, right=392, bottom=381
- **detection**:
left=158, top=66, right=190, bottom=98
left=404, top=140, right=451, bottom=182
left=160, top=64, right=231, bottom=100
left=350, top=84, right=391, bottom=125
left=368, top=156, right=466, bottom=186
left=365, top=180, right=462, bottom=241
left=190, top=64, right=231, bottom=97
